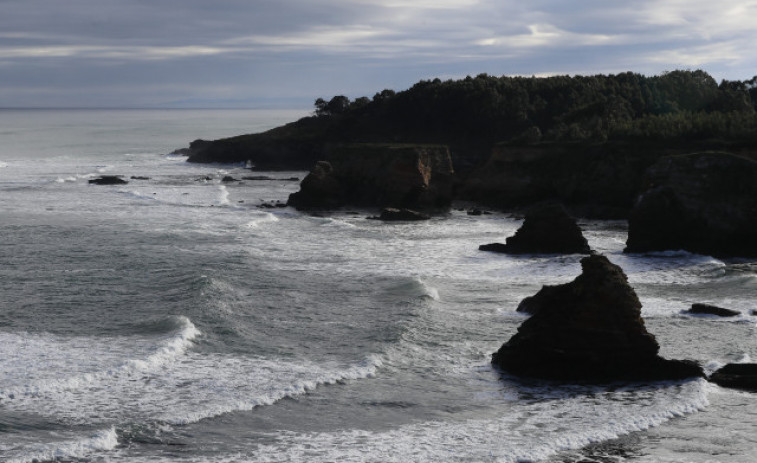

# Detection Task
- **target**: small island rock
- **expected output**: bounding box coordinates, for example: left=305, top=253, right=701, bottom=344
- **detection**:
left=479, top=203, right=591, bottom=254
left=369, top=208, right=431, bottom=221
left=709, top=364, right=757, bottom=391
left=492, top=254, right=704, bottom=382
left=89, top=176, right=128, bottom=185
left=685, top=303, right=740, bottom=317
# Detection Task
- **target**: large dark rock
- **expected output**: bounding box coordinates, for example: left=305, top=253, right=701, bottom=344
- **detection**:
left=625, top=152, right=757, bottom=257
left=709, top=364, right=757, bottom=391
left=479, top=203, right=591, bottom=254
left=89, top=176, right=128, bottom=185
left=286, top=161, right=344, bottom=210
left=685, top=303, right=740, bottom=317
left=288, top=144, right=455, bottom=211
left=492, top=254, right=704, bottom=382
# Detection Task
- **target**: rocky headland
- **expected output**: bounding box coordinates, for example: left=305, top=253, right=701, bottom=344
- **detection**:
left=492, top=254, right=704, bottom=382
left=176, top=71, right=757, bottom=244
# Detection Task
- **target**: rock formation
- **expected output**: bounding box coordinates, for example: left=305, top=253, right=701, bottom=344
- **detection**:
left=368, top=208, right=431, bottom=221
left=479, top=203, right=591, bottom=254
left=492, top=254, right=704, bottom=382
left=287, top=144, right=455, bottom=211
left=460, top=142, right=664, bottom=219
left=625, top=152, right=757, bottom=257
left=685, top=303, right=740, bottom=317
left=89, top=176, right=128, bottom=185
left=709, top=364, right=757, bottom=391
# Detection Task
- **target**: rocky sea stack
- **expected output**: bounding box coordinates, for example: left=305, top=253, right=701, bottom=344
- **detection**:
left=479, top=203, right=591, bottom=254
left=492, top=254, right=704, bottom=382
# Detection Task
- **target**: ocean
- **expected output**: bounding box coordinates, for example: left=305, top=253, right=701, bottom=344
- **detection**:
left=1, top=108, right=756, bottom=463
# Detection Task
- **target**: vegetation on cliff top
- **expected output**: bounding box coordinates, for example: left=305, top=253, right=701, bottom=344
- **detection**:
left=313, top=69, right=757, bottom=145
left=188, top=70, right=757, bottom=169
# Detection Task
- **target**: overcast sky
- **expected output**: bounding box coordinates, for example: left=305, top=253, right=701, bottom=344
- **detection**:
left=2, top=0, right=756, bottom=108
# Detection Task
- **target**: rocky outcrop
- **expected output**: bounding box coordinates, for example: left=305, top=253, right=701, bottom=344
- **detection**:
left=492, top=254, right=704, bottom=382
left=625, top=152, right=757, bottom=257
left=709, top=364, right=757, bottom=391
left=460, top=142, right=666, bottom=219
left=685, top=303, right=740, bottom=317
left=479, top=203, right=591, bottom=254
left=89, top=176, right=128, bottom=185
left=288, top=144, right=455, bottom=211
left=368, top=208, right=431, bottom=221
left=183, top=116, right=332, bottom=169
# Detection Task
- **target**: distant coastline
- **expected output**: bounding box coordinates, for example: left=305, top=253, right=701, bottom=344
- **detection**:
left=175, top=70, right=757, bottom=219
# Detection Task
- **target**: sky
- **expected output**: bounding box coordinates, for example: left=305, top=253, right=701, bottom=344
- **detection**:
left=1, top=0, right=756, bottom=108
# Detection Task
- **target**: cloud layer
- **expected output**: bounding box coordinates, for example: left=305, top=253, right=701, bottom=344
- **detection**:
left=1, top=0, right=756, bottom=107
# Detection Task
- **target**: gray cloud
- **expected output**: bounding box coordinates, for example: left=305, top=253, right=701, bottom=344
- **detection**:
left=1, top=0, right=755, bottom=107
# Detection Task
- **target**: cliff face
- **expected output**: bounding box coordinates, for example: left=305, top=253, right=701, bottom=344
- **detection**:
left=460, top=142, right=664, bottom=218
left=287, top=144, right=455, bottom=211
left=185, top=116, right=332, bottom=169
left=625, top=152, right=757, bottom=257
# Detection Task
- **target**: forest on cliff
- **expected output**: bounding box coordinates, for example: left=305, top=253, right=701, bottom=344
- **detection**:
left=186, top=70, right=757, bottom=171
left=313, top=69, right=757, bottom=146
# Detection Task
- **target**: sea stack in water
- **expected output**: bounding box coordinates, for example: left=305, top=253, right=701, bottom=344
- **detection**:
left=709, top=364, right=757, bottom=391
left=479, top=203, right=591, bottom=254
left=625, top=152, right=757, bottom=257
left=492, top=254, right=704, bottom=381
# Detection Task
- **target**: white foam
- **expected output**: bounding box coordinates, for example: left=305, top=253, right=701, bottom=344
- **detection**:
left=245, top=212, right=280, bottom=228
left=218, top=185, right=230, bottom=205
left=245, top=380, right=709, bottom=463
left=0, top=316, right=199, bottom=402
left=4, top=427, right=118, bottom=463
left=0, top=322, right=381, bottom=426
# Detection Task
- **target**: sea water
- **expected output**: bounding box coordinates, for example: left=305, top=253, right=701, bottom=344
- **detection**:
left=1, top=109, right=756, bottom=463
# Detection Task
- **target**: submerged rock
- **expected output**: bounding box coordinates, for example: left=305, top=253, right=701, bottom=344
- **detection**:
left=709, top=364, right=757, bottom=391
left=685, top=303, right=740, bottom=317
left=479, top=203, right=591, bottom=254
left=492, top=254, right=704, bottom=382
left=625, top=152, right=757, bottom=257
left=368, top=208, right=431, bottom=221
left=89, top=176, right=128, bottom=185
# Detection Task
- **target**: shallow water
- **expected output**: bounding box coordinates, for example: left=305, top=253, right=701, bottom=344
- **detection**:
left=1, top=109, right=756, bottom=462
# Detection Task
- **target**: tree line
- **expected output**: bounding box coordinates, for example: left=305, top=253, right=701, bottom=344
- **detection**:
left=312, top=70, right=757, bottom=145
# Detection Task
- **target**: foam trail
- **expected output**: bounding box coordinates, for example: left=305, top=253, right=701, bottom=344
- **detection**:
left=245, top=212, right=279, bottom=228
left=4, top=427, right=118, bottom=463
left=162, top=354, right=384, bottom=425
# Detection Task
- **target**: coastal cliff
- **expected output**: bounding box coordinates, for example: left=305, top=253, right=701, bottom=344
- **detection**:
left=178, top=70, right=757, bottom=216
left=625, top=152, right=757, bottom=257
